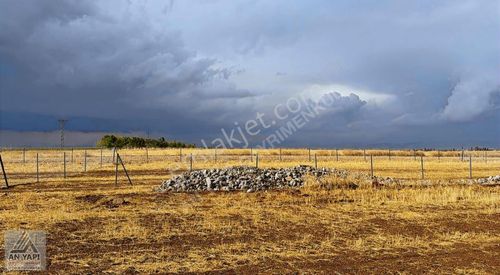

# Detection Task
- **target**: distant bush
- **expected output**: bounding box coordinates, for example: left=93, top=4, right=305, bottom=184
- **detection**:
left=97, top=135, right=195, bottom=149
left=470, top=146, right=491, bottom=151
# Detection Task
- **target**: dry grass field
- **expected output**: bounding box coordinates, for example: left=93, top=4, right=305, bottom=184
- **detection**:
left=0, top=148, right=499, bottom=273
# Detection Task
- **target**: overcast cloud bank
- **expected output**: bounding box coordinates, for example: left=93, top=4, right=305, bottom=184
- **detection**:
left=0, top=0, right=499, bottom=148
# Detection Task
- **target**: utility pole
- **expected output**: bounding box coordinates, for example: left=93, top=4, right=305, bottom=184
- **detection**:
left=58, top=119, right=68, bottom=148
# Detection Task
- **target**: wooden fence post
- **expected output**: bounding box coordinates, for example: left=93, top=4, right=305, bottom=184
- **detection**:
left=214, top=148, right=217, bottom=163
left=256, top=153, right=259, bottom=168
left=114, top=155, right=119, bottom=186
left=179, top=148, right=182, bottom=162
left=336, top=148, right=339, bottom=161
left=146, top=147, right=149, bottom=163
left=420, top=156, right=424, bottom=180
left=363, top=149, right=366, bottom=162
left=71, top=148, right=74, bottom=163
left=314, top=154, right=317, bottom=169
left=0, top=155, right=8, bottom=188
left=100, top=148, right=103, bottom=167
left=23, top=148, right=26, bottom=164
left=308, top=148, right=311, bottom=162
left=388, top=149, right=391, bottom=160
left=370, top=155, right=374, bottom=178
left=250, top=148, right=253, bottom=162
left=469, top=155, right=472, bottom=179
left=36, top=153, right=39, bottom=183
left=84, top=150, right=87, bottom=172
left=413, top=149, right=416, bottom=161
left=279, top=148, right=282, bottom=161
left=190, top=153, right=193, bottom=172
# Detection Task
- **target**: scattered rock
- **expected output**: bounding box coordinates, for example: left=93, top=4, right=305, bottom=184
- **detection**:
left=112, top=198, right=127, bottom=205
left=372, top=178, right=384, bottom=188
left=371, top=176, right=400, bottom=188
left=475, top=175, right=500, bottom=187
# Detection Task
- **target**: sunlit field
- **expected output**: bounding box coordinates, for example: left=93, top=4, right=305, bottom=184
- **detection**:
left=2, top=148, right=500, bottom=187
left=0, top=148, right=499, bottom=273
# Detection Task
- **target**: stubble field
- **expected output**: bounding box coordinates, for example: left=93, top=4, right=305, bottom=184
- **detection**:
left=0, top=148, right=499, bottom=274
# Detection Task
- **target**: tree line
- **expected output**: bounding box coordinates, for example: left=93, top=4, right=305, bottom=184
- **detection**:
left=97, top=135, right=195, bottom=148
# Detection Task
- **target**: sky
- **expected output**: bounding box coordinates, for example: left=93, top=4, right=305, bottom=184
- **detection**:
left=0, top=0, right=499, bottom=148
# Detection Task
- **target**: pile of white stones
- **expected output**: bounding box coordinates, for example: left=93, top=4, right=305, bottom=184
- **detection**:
left=475, top=175, right=500, bottom=186
left=158, top=165, right=496, bottom=193
left=158, top=165, right=338, bottom=192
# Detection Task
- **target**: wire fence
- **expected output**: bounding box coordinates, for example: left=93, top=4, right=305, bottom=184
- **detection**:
left=1, top=148, right=500, bottom=188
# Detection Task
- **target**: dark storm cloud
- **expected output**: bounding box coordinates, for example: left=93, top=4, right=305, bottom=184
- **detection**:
left=0, top=0, right=255, bottom=133
left=1, top=0, right=499, bottom=147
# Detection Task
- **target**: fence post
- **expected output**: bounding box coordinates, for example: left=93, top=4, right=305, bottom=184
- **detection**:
left=485, top=151, right=487, bottom=163
left=314, top=154, right=317, bottom=169
left=308, top=148, right=311, bottom=162
left=437, top=150, right=440, bottom=161
left=117, top=153, right=132, bottom=185
left=214, top=148, right=217, bottom=163
left=370, top=155, right=374, bottom=178
left=461, top=149, right=464, bottom=162
left=100, top=148, right=103, bottom=167
left=388, top=149, right=391, bottom=160
left=0, top=155, right=8, bottom=188
left=63, top=152, right=66, bottom=179
left=279, top=148, right=282, bottom=161
left=84, top=150, right=87, bottom=172
left=71, top=148, right=74, bottom=163
left=179, top=148, right=182, bottom=162
left=23, top=148, right=26, bottom=164
left=190, top=153, right=193, bottom=172
left=336, top=148, right=339, bottom=161
left=146, top=147, right=149, bottom=163
left=413, top=149, right=416, bottom=161
left=469, top=155, right=472, bottom=179
left=36, top=153, right=39, bottom=183
left=250, top=148, right=253, bottom=162
left=363, top=149, right=366, bottom=162
left=420, top=156, right=424, bottom=180
left=114, top=155, right=119, bottom=186
left=256, top=153, right=259, bottom=168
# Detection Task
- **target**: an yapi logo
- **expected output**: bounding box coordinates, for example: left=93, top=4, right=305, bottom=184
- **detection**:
left=5, top=230, right=46, bottom=271
left=9, top=231, right=40, bottom=259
